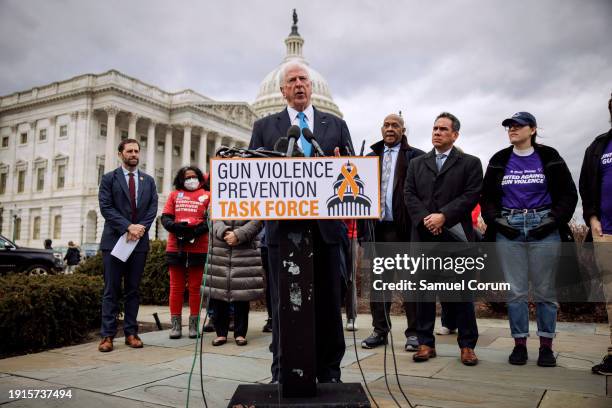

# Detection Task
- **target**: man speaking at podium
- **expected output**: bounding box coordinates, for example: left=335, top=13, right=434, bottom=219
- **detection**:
left=249, top=62, right=354, bottom=384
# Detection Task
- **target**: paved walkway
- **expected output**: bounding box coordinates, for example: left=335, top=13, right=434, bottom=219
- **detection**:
left=1, top=306, right=610, bottom=407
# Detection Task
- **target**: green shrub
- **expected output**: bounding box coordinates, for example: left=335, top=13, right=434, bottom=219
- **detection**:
left=0, top=274, right=103, bottom=356
left=75, top=240, right=169, bottom=305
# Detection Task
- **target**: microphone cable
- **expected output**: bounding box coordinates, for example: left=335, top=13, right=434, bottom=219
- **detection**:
left=382, top=297, right=415, bottom=408
left=350, top=219, right=380, bottom=408
left=186, top=209, right=214, bottom=408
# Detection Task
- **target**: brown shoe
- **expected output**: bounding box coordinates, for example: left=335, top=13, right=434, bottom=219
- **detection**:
left=413, top=345, right=436, bottom=362
left=460, top=347, right=478, bottom=366
left=98, top=336, right=114, bottom=352
left=124, top=334, right=143, bottom=348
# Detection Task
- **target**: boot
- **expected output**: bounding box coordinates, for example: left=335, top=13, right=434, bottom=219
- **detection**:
left=169, top=315, right=182, bottom=339
left=189, top=315, right=199, bottom=339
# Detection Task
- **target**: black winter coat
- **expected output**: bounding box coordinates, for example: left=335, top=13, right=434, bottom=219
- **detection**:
left=359, top=136, right=424, bottom=241
left=579, top=130, right=612, bottom=241
left=480, top=144, right=578, bottom=242
left=204, top=220, right=264, bottom=302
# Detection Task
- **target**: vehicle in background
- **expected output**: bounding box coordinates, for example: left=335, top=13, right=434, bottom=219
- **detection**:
left=0, top=234, right=64, bottom=275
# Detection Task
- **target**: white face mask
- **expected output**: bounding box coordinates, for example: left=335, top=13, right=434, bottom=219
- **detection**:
left=184, top=178, right=200, bottom=191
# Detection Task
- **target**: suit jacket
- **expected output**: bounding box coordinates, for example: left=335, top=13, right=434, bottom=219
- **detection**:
left=98, top=167, right=159, bottom=252
left=404, top=146, right=482, bottom=242
left=248, top=107, right=354, bottom=245
left=360, top=136, right=424, bottom=241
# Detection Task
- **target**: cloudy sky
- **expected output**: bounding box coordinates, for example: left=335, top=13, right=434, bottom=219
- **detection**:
left=1, top=0, right=611, bottom=219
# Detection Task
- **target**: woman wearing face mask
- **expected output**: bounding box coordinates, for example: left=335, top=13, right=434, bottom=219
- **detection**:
left=481, top=112, right=577, bottom=367
left=161, top=166, right=210, bottom=339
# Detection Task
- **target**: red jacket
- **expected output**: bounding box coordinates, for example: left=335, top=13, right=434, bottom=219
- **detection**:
left=163, top=188, right=210, bottom=253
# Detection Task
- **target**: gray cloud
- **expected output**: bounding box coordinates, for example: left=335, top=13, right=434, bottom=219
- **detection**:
left=1, top=0, right=611, bottom=220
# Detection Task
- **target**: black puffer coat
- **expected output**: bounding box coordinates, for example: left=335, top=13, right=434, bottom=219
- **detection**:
left=204, top=220, right=264, bottom=302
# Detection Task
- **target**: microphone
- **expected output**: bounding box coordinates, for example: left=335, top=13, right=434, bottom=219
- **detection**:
left=301, top=128, right=325, bottom=157
left=274, top=137, right=303, bottom=157
left=358, top=140, right=366, bottom=156
left=285, top=125, right=301, bottom=157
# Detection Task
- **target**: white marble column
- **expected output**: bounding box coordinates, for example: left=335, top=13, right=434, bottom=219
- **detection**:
left=128, top=113, right=139, bottom=140
left=7, top=125, right=17, bottom=196
left=146, top=120, right=156, bottom=175
left=68, top=111, right=78, bottom=187
left=163, top=125, right=173, bottom=194
left=77, top=110, right=90, bottom=188
left=104, top=106, right=119, bottom=172
left=45, top=117, right=56, bottom=194
left=182, top=123, right=192, bottom=166
left=213, top=134, right=223, bottom=158
left=198, top=130, right=208, bottom=172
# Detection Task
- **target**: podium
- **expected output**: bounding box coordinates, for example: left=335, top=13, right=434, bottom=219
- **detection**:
left=210, top=153, right=377, bottom=407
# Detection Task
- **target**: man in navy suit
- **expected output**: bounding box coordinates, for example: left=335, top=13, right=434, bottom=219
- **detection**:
left=249, top=62, right=353, bottom=383
left=98, top=138, right=158, bottom=352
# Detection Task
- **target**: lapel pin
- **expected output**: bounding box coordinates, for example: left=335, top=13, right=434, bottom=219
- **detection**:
left=140, top=177, right=144, bottom=181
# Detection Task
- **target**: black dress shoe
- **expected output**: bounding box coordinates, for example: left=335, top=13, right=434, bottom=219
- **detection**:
left=262, top=318, right=272, bottom=333
left=361, top=332, right=387, bottom=349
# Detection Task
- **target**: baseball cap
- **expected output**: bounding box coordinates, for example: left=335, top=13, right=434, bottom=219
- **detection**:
left=501, top=112, right=537, bottom=127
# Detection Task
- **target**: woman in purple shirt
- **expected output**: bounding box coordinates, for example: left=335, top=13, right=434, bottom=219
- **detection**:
left=481, top=112, right=577, bottom=367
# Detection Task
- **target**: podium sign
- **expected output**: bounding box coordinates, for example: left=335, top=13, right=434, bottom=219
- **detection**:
left=209, top=156, right=380, bottom=220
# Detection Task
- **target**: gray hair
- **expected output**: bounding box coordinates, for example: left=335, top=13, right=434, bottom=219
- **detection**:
left=435, top=112, right=461, bottom=132
left=279, top=62, right=310, bottom=86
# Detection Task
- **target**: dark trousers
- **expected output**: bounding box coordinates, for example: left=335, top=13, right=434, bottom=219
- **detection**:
left=441, top=303, right=457, bottom=331
left=268, top=223, right=346, bottom=382
left=370, top=221, right=417, bottom=337
left=371, top=301, right=417, bottom=337
left=344, top=238, right=358, bottom=321
left=416, top=301, right=478, bottom=349
left=210, top=299, right=249, bottom=338
left=101, top=251, right=146, bottom=337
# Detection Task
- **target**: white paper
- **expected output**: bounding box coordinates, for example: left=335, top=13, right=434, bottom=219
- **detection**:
left=110, top=233, right=140, bottom=262
left=446, top=223, right=468, bottom=242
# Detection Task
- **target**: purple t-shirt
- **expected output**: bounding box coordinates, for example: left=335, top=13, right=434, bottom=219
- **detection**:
left=599, top=139, right=612, bottom=234
left=501, top=151, right=552, bottom=210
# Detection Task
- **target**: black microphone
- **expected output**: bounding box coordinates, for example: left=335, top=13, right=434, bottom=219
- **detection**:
left=301, top=128, right=325, bottom=157
left=358, top=140, right=366, bottom=156
left=274, top=137, right=303, bottom=157
left=285, top=125, right=301, bottom=157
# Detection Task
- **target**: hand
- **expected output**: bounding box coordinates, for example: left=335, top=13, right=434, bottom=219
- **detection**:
left=334, top=147, right=341, bottom=157
left=223, top=231, right=238, bottom=246
left=127, top=224, right=145, bottom=241
left=424, top=213, right=445, bottom=233
left=590, top=216, right=603, bottom=238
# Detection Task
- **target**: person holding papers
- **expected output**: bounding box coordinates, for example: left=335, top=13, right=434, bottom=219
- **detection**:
left=161, top=166, right=210, bottom=339
left=98, top=139, right=158, bottom=352
left=481, top=112, right=577, bottom=367
left=404, top=112, right=482, bottom=366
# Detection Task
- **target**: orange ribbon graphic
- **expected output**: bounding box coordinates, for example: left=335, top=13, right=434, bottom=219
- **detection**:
left=338, top=163, right=359, bottom=201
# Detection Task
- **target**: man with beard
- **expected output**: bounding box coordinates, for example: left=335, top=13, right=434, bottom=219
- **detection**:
left=97, top=139, right=158, bottom=352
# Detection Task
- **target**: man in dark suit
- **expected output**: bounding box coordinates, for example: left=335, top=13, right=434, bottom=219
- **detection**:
left=98, top=138, right=158, bottom=352
left=404, top=112, right=482, bottom=366
left=249, top=62, right=353, bottom=383
left=360, top=113, right=424, bottom=352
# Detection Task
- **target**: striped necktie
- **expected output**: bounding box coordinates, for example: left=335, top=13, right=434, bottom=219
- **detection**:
left=297, top=112, right=312, bottom=157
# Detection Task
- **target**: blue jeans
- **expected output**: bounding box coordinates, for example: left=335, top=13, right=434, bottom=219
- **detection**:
left=496, top=210, right=560, bottom=338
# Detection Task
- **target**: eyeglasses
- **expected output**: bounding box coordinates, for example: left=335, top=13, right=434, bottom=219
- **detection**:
left=505, top=123, right=528, bottom=131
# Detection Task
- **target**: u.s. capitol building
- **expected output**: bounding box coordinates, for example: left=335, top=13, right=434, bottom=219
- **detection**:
left=0, top=11, right=341, bottom=249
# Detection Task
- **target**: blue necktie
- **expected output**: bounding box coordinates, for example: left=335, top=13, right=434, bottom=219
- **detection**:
left=297, top=112, right=312, bottom=157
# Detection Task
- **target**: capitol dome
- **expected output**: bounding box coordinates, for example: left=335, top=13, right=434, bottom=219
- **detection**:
left=252, top=11, right=343, bottom=118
